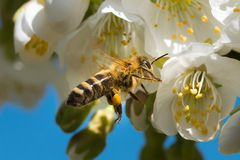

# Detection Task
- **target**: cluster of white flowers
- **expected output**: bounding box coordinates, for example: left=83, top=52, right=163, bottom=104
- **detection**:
left=13, top=0, right=240, bottom=154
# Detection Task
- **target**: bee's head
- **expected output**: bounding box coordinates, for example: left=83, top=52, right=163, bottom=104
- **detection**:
left=134, top=54, right=168, bottom=82
left=139, top=56, right=152, bottom=71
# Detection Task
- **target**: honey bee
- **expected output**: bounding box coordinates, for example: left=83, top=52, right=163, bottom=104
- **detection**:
left=66, top=54, right=167, bottom=122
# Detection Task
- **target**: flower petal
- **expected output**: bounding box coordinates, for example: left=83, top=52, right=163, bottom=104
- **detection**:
left=44, top=0, right=90, bottom=33
left=219, top=111, right=240, bottom=154
left=152, top=81, right=177, bottom=135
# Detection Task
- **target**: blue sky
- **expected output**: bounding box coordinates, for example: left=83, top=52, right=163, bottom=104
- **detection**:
left=0, top=86, right=239, bottom=160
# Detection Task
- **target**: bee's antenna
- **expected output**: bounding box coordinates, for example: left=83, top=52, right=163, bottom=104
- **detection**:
left=151, top=53, right=168, bottom=64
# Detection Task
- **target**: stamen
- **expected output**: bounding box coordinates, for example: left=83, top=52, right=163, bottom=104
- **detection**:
left=233, top=8, right=240, bottom=12
left=24, top=34, right=48, bottom=56
left=201, top=15, right=208, bottom=23
left=172, top=66, right=222, bottom=135
left=214, top=26, right=221, bottom=33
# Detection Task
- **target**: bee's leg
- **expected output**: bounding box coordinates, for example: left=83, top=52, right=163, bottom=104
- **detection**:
left=106, top=92, right=122, bottom=123
left=140, top=83, right=149, bottom=95
left=129, top=91, right=141, bottom=102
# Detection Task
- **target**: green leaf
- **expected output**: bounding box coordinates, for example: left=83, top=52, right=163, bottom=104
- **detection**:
left=140, top=126, right=166, bottom=160
left=67, top=129, right=106, bottom=160
left=166, top=135, right=203, bottom=160
left=56, top=102, right=95, bottom=133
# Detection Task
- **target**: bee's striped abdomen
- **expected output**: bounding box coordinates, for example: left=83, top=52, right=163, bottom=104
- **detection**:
left=66, top=71, right=114, bottom=107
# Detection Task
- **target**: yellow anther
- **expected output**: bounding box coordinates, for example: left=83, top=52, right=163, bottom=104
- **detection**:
left=215, top=105, right=222, bottom=113
left=190, top=88, right=198, bottom=95
left=204, top=38, right=213, bottom=44
left=187, top=28, right=194, bottom=35
left=233, top=8, right=240, bottom=12
left=201, top=127, right=208, bottom=135
left=201, top=110, right=207, bottom=116
left=112, top=94, right=121, bottom=106
left=186, top=0, right=192, bottom=5
left=195, top=93, right=203, bottom=99
left=121, top=40, right=129, bottom=46
left=191, top=118, right=197, bottom=126
left=201, top=15, right=208, bottom=23
left=37, top=0, right=45, bottom=5
left=179, top=35, right=187, bottom=42
left=183, top=20, right=188, bottom=25
left=80, top=55, right=86, bottom=63
left=172, top=87, right=177, bottom=94
left=154, top=24, right=159, bottom=28
left=155, top=3, right=161, bottom=8
left=177, top=22, right=184, bottom=27
left=214, top=26, right=221, bottom=33
left=178, top=92, right=183, bottom=97
left=196, top=82, right=200, bottom=88
left=191, top=15, right=196, bottom=19
left=171, top=34, right=177, bottom=40
left=184, top=105, right=190, bottom=113
left=131, top=47, right=137, bottom=56
left=177, top=99, right=182, bottom=107
left=185, top=114, right=191, bottom=123
left=92, top=55, right=97, bottom=63
left=184, top=85, right=189, bottom=91
left=24, top=34, right=48, bottom=56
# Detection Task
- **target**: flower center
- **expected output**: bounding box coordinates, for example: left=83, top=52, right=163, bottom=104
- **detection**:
left=24, top=34, right=49, bottom=56
left=172, top=65, right=222, bottom=135
left=150, top=0, right=221, bottom=43
left=96, top=14, right=137, bottom=56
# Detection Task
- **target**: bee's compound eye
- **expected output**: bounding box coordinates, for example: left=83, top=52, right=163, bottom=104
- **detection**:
left=142, top=60, right=151, bottom=69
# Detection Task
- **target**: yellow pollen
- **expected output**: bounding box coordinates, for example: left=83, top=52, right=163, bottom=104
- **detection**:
left=172, top=87, right=177, bottom=94
left=155, top=3, right=161, bottom=8
left=171, top=34, right=177, bottom=40
left=177, top=22, right=184, bottom=27
left=190, top=88, right=198, bottom=95
left=185, top=114, right=191, bottom=123
left=201, top=110, right=207, bottom=116
left=233, top=8, right=240, bottom=12
left=179, top=35, right=187, bottom=42
left=214, top=26, right=221, bottom=33
left=195, top=93, right=203, bottom=99
left=178, top=92, right=183, bottom=98
left=191, top=119, right=197, bottom=126
left=183, top=20, right=188, bottom=25
left=201, top=15, right=208, bottom=23
left=201, top=127, right=208, bottom=135
left=37, top=0, right=45, bottom=5
left=204, top=38, right=213, bottom=44
left=184, top=105, right=190, bottom=113
left=154, top=24, right=159, bottom=28
left=131, top=47, right=137, bottom=56
left=80, top=55, right=86, bottom=63
left=121, top=40, right=129, bottom=46
left=215, top=105, right=222, bottom=113
left=196, top=82, right=200, bottom=88
left=24, top=34, right=48, bottom=56
left=112, top=94, right=121, bottom=106
left=187, top=28, right=194, bottom=35
left=92, top=55, right=97, bottom=63
left=191, top=15, right=196, bottom=19
left=184, top=85, right=189, bottom=91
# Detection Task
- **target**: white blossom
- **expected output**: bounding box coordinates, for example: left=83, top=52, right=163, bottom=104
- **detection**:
left=13, top=0, right=88, bottom=62
left=219, top=110, right=240, bottom=154
left=122, top=0, right=223, bottom=56
left=152, top=43, right=240, bottom=141
left=210, top=0, right=240, bottom=53
left=56, top=0, right=149, bottom=88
